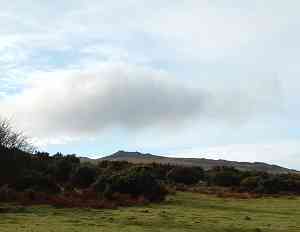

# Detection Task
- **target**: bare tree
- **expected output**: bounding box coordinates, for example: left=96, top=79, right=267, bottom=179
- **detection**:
left=0, top=118, right=35, bottom=153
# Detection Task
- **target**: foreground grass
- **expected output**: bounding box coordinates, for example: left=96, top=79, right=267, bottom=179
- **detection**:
left=0, top=192, right=300, bottom=232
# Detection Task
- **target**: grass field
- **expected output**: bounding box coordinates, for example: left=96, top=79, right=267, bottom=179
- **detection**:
left=0, top=192, right=300, bottom=232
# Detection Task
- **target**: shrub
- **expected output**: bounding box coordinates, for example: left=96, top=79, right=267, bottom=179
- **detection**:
left=148, top=163, right=173, bottom=181
left=0, top=185, right=17, bottom=202
left=167, top=166, right=204, bottom=185
left=72, top=166, right=98, bottom=188
left=0, top=146, right=31, bottom=185
left=93, top=174, right=111, bottom=196
left=14, top=171, right=60, bottom=194
left=94, top=167, right=168, bottom=201
left=258, top=176, right=284, bottom=194
left=240, top=176, right=261, bottom=192
left=98, top=161, right=132, bottom=174
left=103, top=184, right=113, bottom=199
left=211, top=167, right=242, bottom=187
left=242, top=175, right=293, bottom=194
left=53, top=160, right=74, bottom=182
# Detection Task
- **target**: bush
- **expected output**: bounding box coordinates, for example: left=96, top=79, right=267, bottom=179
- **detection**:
left=240, top=174, right=299, bottom=194
left=72, top=166, right=98, bottom=188
left=53, top=160, right=74, bottom=182
left=258, top=176, right=285, bottom=194
left=0, top=146, right=31, bottom=186
left=167, top=166, right=204, bottom=185
left=103, top=184, right=113, bottom=199
left=93, top=175, right=111, bottom=193
left=211, top=167, right=242, bottom=187
left=0, top=185, right=17, bottom=202
left=14, top=171, right=60, bottom=194
left=94, top=167, right=168, bottom=201
left=240, top=176, right=261, bottom=192
left=98, top=161, right=132, bottom=174
left=148, top=163, right=173, bottom=181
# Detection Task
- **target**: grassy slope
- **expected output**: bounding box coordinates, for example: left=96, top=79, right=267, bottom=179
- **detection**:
left=0, top=192, right=300, bottom=232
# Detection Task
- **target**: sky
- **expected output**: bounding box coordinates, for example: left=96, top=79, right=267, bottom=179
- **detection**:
left=0, top=1, right=300, bottom=169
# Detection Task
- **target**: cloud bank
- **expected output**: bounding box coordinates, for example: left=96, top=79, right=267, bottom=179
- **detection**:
left=0, top=62, right=282, bottom=144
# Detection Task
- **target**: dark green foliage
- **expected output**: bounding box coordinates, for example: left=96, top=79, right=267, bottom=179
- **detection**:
left=0, top=146, right=32, bottom=186
left=115, top=166, right=163, bottom=199
left=0, top=185, right=17, bottom=201
left=103, top=184, right=113, bottom=199
left=54, top=160, right=75, bottom=182
left=256, top=174, right=295, bottom=194
left=240, top=176, right=261, bottom=192
left=97, top=160, right=132, bottom=174
left=167, top=166, right=204, bottom=185
left=0, top=147, right=78, bottom=195
left=94, top=166, right=168, bottom=201
left=93, top=175, right=110, bottom=193
left=149, top=163, right=173, bottom=181
left=283, top=174, right=300, bottom=193
left=2, top=140, right=300, bottom=207
left=44, top=155, right=80, bottom=183
left=72, top=166, right=98, bottom=188
left=14, top=171, right=60, bottom=194
left=210, top=166, right=242, bottom=187
left=240, top=173, right=300, bottom=194
left=258, top=176, right=283, bottom=194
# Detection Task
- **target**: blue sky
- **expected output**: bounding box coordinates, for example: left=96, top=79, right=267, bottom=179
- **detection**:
left=0, top=1, right=300, bottom=169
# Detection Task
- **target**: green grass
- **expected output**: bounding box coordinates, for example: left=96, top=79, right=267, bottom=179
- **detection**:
left=1, top=192, right=300, bottom=232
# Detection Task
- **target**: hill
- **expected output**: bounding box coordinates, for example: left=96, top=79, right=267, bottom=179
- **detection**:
left=81, top=150, right=296, bottom=174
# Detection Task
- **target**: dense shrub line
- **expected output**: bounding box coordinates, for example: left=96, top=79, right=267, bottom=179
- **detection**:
left=1, top=146, right=300, bottom=208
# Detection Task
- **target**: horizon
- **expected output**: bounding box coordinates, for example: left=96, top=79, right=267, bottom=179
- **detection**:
left=1, top=1, right=300, bottom=170
left=72, top=150, right=299, bottom=171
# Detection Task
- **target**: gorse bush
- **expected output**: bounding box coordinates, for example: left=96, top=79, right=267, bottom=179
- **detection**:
left=98, top=160, right=132, bottom=173
left=167, top=166, right=204, bottom=185
left=94, top=166, right=168, bottom=201
left=0, top=146, right=31, bottom=186
left=240, top=176, right=261, bottom=192
left=72, top=166, right=98, bottom=188
left=209, top=166, right=243, bottom=187
left=14, top=171, right=60, bottom=194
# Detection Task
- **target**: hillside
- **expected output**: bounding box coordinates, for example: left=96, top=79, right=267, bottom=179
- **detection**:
left=81, top=150, right=296, bottom=174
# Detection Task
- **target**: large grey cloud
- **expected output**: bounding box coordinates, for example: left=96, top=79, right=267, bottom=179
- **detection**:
left=0, top=62, right=282, bottom=143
